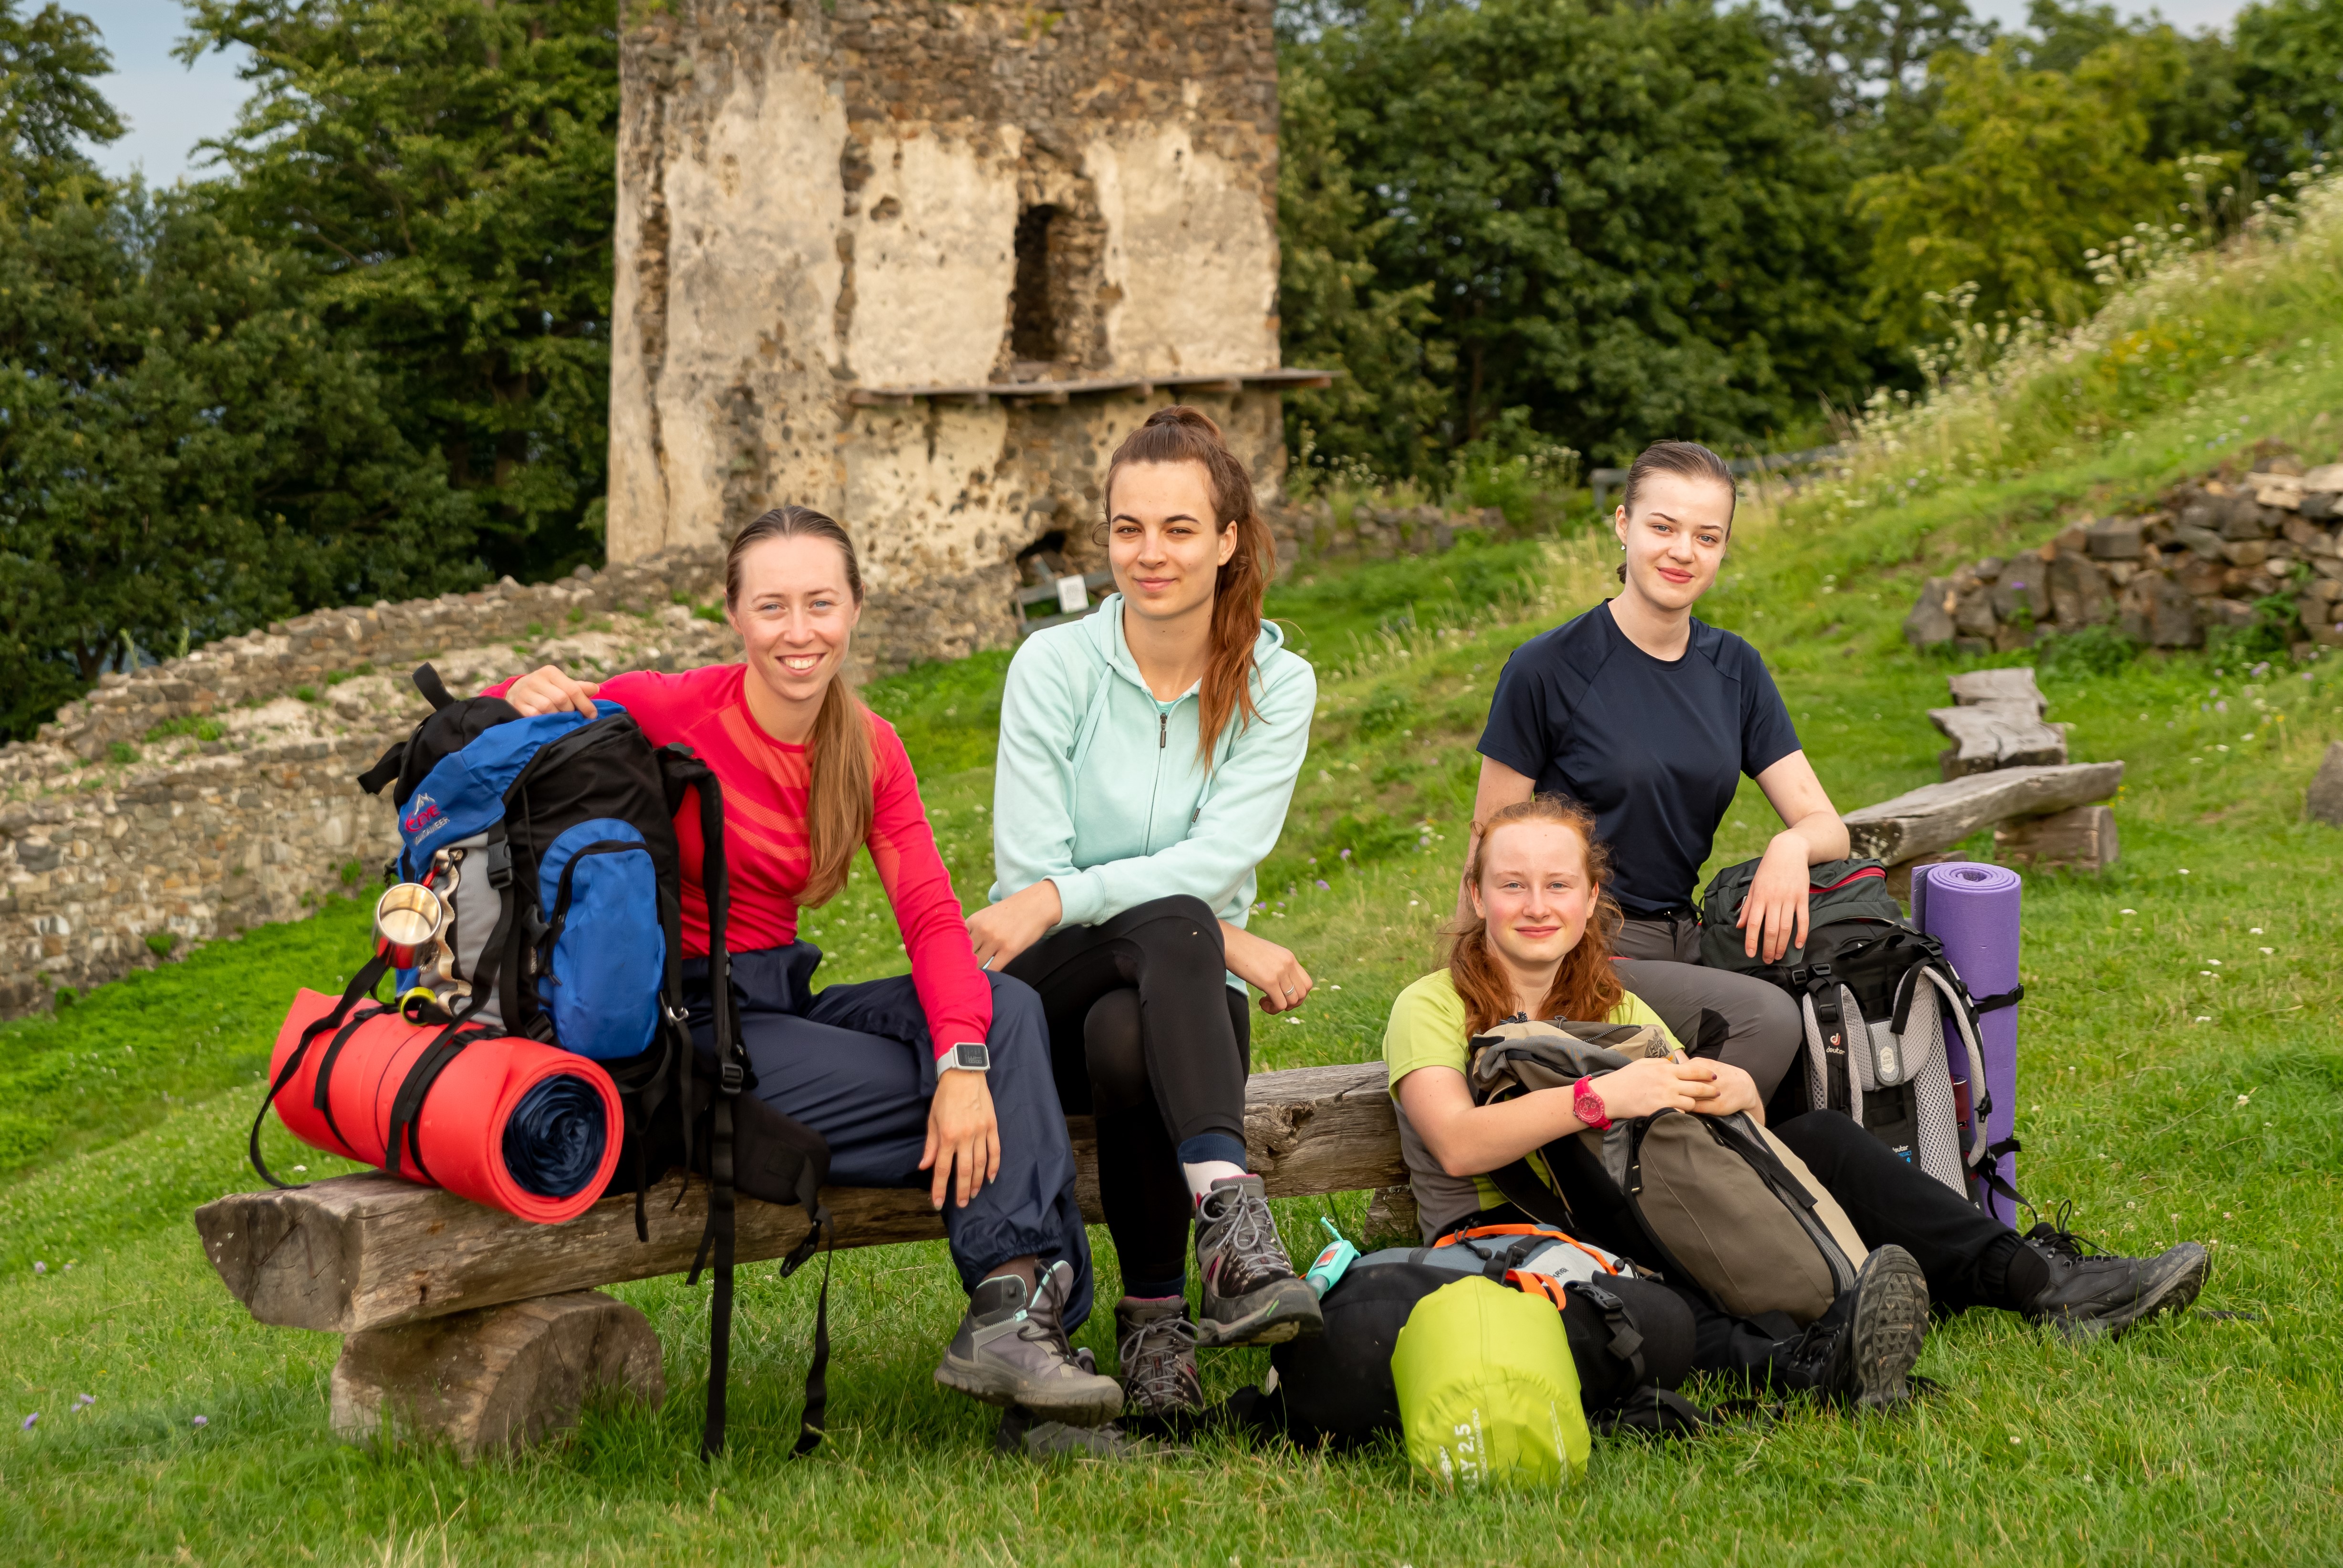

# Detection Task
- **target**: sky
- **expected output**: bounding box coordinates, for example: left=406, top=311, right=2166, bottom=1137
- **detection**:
left=81, top=0, right=2253, bottom=186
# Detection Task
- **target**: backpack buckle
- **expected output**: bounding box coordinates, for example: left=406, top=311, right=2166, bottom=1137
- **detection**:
left=484, top=842, right=513, bottom=889
left=718, top=1059, right=745, bottom=1095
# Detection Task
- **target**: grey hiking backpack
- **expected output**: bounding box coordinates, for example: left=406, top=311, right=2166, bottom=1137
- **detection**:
left=1698, top=856, right=2021, bottom=1207
left=1464, top=1018, right=1870, bottom=1326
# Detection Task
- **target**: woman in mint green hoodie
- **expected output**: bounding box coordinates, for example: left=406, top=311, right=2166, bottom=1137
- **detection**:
left=968, top=406, right=1320, bottom=1420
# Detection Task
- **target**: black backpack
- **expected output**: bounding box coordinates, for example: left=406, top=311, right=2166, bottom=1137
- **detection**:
left=1696, top=855, right=2022, bottom=1210
left=270, top=665, right=831, bottom=1460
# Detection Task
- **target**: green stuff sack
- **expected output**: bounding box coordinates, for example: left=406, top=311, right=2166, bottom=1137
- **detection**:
left=1391, top=1277, right=1589, bottom=1490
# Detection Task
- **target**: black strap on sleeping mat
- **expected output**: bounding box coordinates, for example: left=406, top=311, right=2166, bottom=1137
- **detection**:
left=1970, top=984, right=2025, bottom=1014
left=381, top=1019, right=496, bottom=1184
left=247, top=952, right=389, bottom=1189
left=311, top=1002, right=391, bottom=1154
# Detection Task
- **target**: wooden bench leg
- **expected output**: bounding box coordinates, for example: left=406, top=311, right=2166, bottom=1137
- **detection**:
left=1993, top=803, right=2119, bottom=873
left=329, top=1289, right=664, bottom=1462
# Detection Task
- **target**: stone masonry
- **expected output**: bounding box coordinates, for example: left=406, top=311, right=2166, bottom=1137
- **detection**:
left=0, top=552, right=744, bottom=1016
left=607, top=0, right=1288, bottom=663
left=1906, top=450, right=2343, bottom=655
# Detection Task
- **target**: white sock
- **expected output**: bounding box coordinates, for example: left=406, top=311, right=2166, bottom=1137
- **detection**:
left=1182, top=1160, right=1247, bottom=1205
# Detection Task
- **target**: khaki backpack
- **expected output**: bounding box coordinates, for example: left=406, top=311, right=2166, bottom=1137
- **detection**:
left=1465, top=1018, right=1868, bottom=1325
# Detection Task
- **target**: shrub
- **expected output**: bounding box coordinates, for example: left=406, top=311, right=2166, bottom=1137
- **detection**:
left=145, top=931, right=177, bottom=959
left=294, top=686, right=318, bottom=703
left=145, top=715, right=225, bottom=743
left=338, top=859, right=366, bottom=889
left=105, top=741, right=138, bottom=765
left=2039, top=623, right=2139, bottom=677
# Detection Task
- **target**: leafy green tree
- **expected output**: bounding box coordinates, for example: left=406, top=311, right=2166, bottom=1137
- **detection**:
left=2235, top=0, right=2343, bottom=183
left=1276, top=62, right=1451, bottom=483
left=1289, top=0, right=1877, bottom=467
left=0, top=183, right=479, bottom=739
left=180, top=0, right=619, bottom=581
left=1852, top=36, right=2197, bottom=346
left=0, top=0, right=118, bottom=208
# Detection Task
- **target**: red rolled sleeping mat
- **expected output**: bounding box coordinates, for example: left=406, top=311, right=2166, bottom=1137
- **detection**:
left=267, top=988, right=624, bottom=1225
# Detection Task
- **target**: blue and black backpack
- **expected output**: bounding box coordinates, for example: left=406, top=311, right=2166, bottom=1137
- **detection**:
left=254, top=663, right=831, bottom=1460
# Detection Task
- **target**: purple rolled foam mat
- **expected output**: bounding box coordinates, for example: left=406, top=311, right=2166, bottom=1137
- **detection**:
left=1917, top=861, right=2024, bottom=1224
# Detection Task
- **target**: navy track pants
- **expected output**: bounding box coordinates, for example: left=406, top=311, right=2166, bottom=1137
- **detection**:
left=683, top=944, right=1093, bottom=1330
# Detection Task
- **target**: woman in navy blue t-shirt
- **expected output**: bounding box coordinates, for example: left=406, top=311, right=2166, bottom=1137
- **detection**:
left=1461, top=440, right=1848, bottom=1097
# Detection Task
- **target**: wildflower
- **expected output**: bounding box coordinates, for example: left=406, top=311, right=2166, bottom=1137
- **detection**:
left=192, top=1416, right=208, bottom=1428
left=2178, top=869, right=2191, bottom=875
left=1315, top=880, right=1329, bottom=891
left=2196, top=1016, right=2212, bottom=1023
left=2121, top=908, right=2137, bottom=915
left=32, top=1262, right=43, bottom=1276
left=2260, top=946, right=2273, bottom=955
left=21, top=1413, right=34, bottom=1430
left=2250, top=927, right=2263, bottom=934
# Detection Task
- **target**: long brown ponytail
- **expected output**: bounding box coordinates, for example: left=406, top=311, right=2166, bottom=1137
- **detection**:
left=1442, top=796, right=1625, bottom=1037
left=1102, top=405, right=1277, bottom=763
left=726, top=505, right=873, bottom=907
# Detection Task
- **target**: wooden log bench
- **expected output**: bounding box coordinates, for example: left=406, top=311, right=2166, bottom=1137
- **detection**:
left=196, top=1061, right=1407, bottom=1461
left=1843, top=760, right=2125, bottom=897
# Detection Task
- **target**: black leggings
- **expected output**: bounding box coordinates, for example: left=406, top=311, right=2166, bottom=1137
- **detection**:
left=1004, top=895, right=1251, bottom=1298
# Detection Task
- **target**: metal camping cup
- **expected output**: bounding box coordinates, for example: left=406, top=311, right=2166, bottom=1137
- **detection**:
left=373, top=882, right=450, bottom=968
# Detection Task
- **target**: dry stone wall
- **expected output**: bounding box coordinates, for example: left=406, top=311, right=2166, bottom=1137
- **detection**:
left=1906, top=451, right=2343, bottom=655
left=0, top=552, right=745, bottom=1016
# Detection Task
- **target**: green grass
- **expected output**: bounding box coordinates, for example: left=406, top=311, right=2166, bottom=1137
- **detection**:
left=10, top=215, right=2343, bottom=1562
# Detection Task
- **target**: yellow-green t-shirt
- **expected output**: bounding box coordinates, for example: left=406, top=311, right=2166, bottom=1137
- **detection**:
left=1381, top=969, right=1681, bottom=1241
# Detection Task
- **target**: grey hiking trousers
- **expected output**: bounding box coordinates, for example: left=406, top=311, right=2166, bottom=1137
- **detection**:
left=1612, top=913, right=1803, bottom=1102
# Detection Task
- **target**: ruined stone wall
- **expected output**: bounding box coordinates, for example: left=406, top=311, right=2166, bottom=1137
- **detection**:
left=1905, top=456, right=2343, bottom=655
left=607, top=0, right=1284, bottom=664
left=0, top=556, right=744, bottom=1016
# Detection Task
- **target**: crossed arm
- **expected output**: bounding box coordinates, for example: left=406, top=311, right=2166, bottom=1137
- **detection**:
left=1396, top=1055, right=1765, bottom=1180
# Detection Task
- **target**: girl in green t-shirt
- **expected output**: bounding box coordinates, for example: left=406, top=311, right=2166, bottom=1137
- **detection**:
left=1385, top=794, right=1768, bottom=1240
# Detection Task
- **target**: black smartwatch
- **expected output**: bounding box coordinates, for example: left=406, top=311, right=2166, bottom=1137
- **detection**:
left=943, top=1041, right=991, bottom=1073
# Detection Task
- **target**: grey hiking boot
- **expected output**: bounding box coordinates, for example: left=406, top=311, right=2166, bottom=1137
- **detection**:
left=935, top=1260, right=1123, bottom=1425
left=995, top=1402, right=1173, bottom=1461
left=1782, top=1244, right=1930, bottom=1411
left=2018, top=1224, right=2209, bottom=1340
left=1115, top=1296, right=1203, bottom=1417
left=1192, top=1175, right=1323, bottom=1348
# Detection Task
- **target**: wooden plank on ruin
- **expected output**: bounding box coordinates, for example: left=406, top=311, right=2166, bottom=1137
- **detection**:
left=1841, top=761, right=2124, bottom=864
left=1928, top=703, right=2070, bottom=779
left=197, top=1062, right=1400, bottom=1336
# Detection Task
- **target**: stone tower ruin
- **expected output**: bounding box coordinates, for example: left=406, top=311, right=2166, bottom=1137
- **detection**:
left=606, top=0, right=1324, bottom=665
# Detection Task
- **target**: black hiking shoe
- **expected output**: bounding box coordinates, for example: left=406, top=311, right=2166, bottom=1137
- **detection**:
left=995, top=1403, right=1173, bottom=1461
left=1115, top=1296, right=1203, bottom=1417
left=2017, top=1222, right=2209, bottom=1341
left=1192, top=1175, right=1323, bottom=1348
left=1784, top=1245, right=1930, bottom=1411
left=935, top=1260, right=1123, bottom=1425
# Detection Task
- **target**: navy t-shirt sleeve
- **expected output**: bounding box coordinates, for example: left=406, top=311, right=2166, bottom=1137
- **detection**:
left=1737, top=649, right=1802, bottom=777
left=1476, top=647, right=1553, bottom=780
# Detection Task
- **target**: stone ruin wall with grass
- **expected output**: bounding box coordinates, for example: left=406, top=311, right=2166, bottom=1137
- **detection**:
left=1905, top=448, right=2343, bottom=658
left=0, top=551, right=747, bottom=1018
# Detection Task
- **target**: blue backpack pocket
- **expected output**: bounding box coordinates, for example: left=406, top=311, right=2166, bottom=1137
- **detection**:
left=538, top=817, right=664, bottom=1060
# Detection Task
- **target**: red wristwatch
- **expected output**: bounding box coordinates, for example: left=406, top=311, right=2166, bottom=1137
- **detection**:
left=1573, top=1076, right=1613, bottom=1132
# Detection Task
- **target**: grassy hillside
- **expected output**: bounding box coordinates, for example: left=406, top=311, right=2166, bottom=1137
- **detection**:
left=7, top=196, right=2343, bottom=1564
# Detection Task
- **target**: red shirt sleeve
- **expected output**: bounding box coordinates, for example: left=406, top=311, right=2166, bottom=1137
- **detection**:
left=864, top=717, right=992, bottom=1056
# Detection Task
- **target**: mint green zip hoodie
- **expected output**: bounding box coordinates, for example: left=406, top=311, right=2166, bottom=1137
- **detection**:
left=989, top=594, right=1316, bottom=937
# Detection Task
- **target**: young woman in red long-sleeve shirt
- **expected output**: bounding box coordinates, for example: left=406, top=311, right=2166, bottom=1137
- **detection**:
left=492, top=506, right=1121, bottom=1443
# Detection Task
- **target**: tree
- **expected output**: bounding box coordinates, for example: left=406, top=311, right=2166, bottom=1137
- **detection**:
left=1276, top=62, right=1451, bottom=483
left=0, top=0, right=119, bottom=208
left=180, top=0, right=620, bottom=582
left=1290, top=0, right=1878, bottom=467
left=0, top=183, right=480, bottom=739
left=2235, top=0, right=2343, bottom=184
left=1852, top=36, right=2197, bottom=347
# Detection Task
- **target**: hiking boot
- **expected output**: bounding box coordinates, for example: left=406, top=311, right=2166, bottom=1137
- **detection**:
left=995, top=1404, right=1172, bottom=1461
left=1783, top=1244, right=1930, bottom=1411
left=1115, top=1296, right=1203, bottom=1417
left=2017, top=1223, right=2209, bottom=1340
left=1192, top=1175, right=1323, bottom=1348
left=935, top=1260, right=1123, bottom=1425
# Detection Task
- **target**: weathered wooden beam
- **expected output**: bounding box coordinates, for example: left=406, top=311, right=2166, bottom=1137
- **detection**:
left=1842, top=761, right=2124, bottom=864
left=1928, top=702, right=2070, bottom=779
left=330, top=1290, right=663, bottom=1463
left=1993, top=803, right=2119, bottom=872
left=197, top=1062, right=1400, bottom=1336
left=1946, top=667, right=2048, bottom=716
